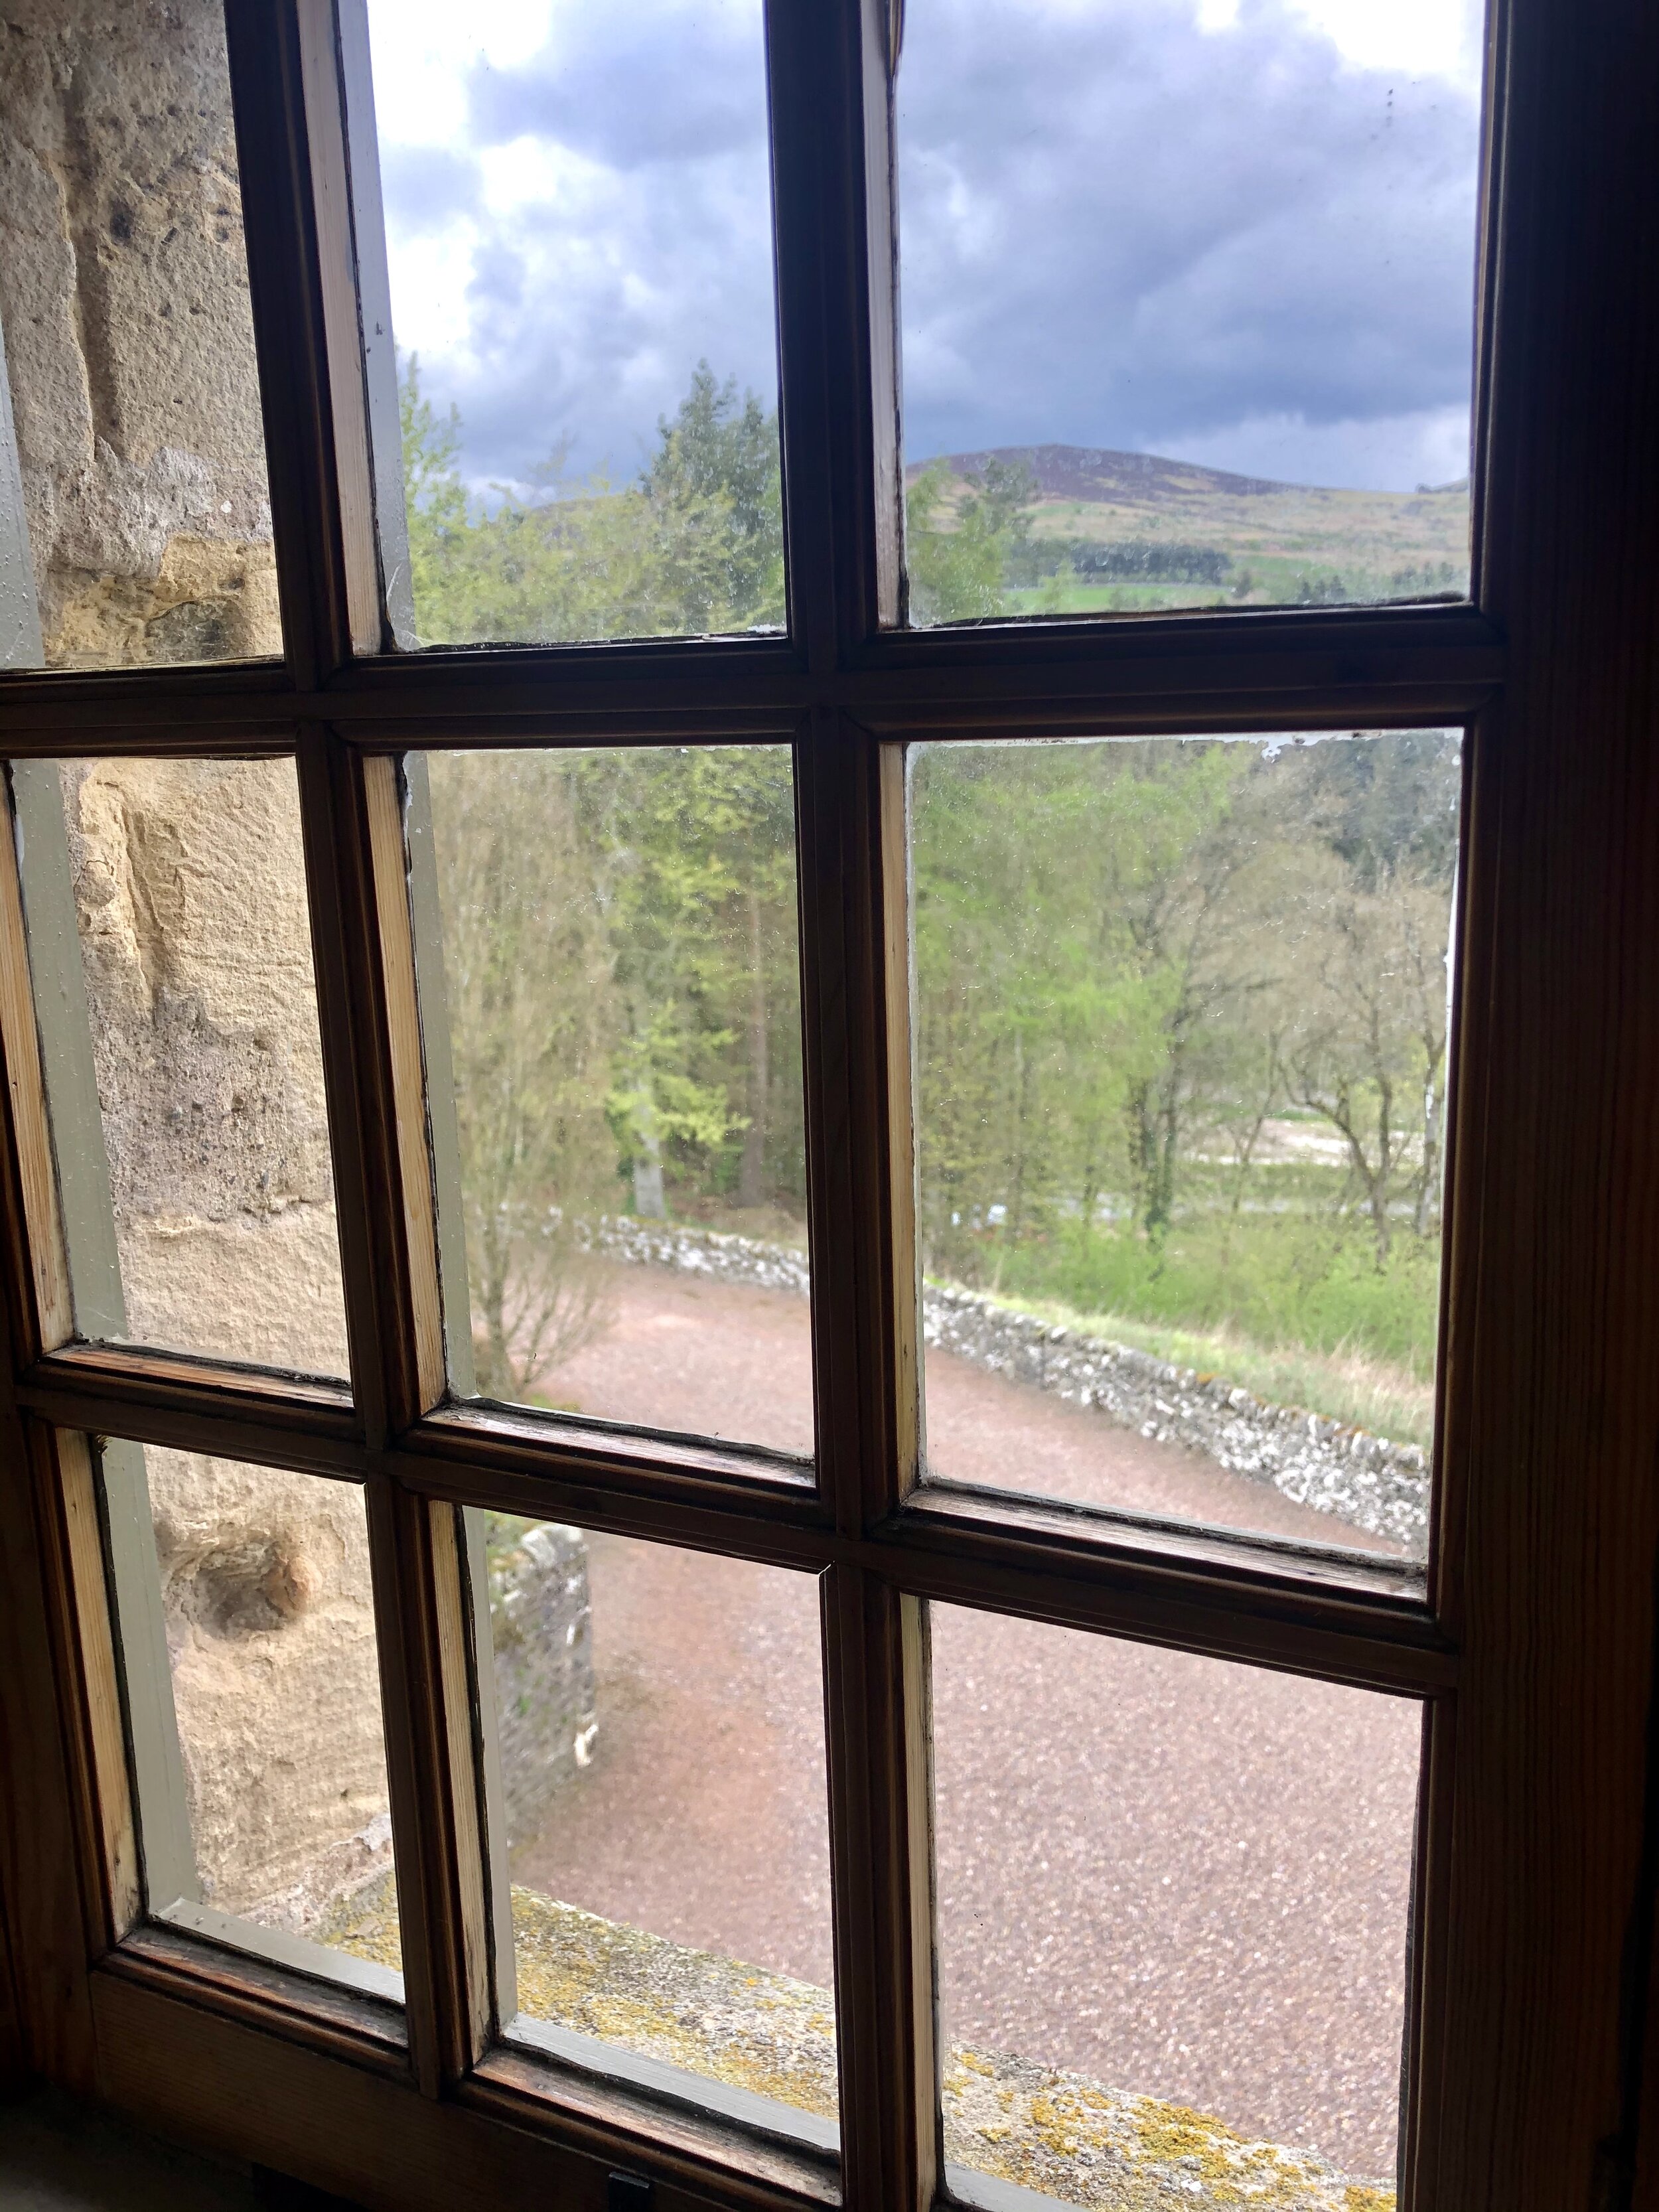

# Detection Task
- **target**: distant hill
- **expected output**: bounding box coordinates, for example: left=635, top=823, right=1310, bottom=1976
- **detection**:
left=904, top=442, right=1296, bottom=503
left=903, top=442, right=1471, bottom=609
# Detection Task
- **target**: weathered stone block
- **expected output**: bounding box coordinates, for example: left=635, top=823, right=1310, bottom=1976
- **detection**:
left=0, top=0, right=279, bottom=665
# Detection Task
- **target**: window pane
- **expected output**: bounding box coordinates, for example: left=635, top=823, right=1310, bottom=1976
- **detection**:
left=895, top=0, right=1481, bottom=625
left=360, top=0, right=784, bottom=648
left=912, top=731, right=1458, bottom=1564
left=411, top=746, right=810, bottom=1454
left=12, top=757, right=349, bottom=1378
left=0, top=2, right=281, bottom=670
left=931, top=1605, right=1418, bottom=2209
left=99, top=1439, right=401, bottom=2001
left=478, top=1520, right=835, bottom=2137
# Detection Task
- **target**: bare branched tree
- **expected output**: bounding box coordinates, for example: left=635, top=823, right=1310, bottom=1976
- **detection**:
left=431, top=753, right=618, bottom=1404
left=1279, top=857, right=1451, bottom=1267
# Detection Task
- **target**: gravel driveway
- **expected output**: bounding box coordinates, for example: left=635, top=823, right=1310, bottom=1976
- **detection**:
left=514, top=1268, right=1417, bottom=2179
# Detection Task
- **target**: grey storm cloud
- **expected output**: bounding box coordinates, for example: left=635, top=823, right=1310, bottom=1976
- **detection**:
left=467, top=14, right=769, bottom=167
left=895, top=0, right=1481, bottom=463
left=375, top=0, right=1479, bottom=490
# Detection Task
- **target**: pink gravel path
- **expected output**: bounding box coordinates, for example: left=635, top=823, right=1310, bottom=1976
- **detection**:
left=510, top=1268, right=1417, bottom=2177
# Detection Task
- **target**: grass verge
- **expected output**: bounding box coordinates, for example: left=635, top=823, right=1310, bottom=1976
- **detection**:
left=952, top=1282, right=1435, bottom=1451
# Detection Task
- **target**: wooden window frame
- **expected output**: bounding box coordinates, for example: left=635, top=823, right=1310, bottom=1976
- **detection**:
left=2, top=3, right=1658, bottom=2211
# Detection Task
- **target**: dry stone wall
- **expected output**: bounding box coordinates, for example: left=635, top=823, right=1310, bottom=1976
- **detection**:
left=923, top=1286, right=1429, bottom=1550
left=487, top=1520, right=599, bottom=1850
left=594, top=1219, right=1429, bottom=1549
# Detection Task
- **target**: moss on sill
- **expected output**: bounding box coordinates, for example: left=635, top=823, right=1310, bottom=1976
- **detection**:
left=328, top=1882, right=1392, bottom=2212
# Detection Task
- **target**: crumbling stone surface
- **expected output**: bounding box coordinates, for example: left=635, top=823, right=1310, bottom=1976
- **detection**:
left=942, top=2049, right=1392, bottom=2212
left=0, top=0, right=279, bottom=664
left=153, top=1447, right=394, bottom=1933
left=332, top=1884, right=1393, bottom=2212
left=59, top=755, right=348, bottom=1373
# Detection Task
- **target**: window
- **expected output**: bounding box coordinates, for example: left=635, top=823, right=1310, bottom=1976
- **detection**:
left=892, top=0, right=1484, bottom=623
left=1, top=5, right=1656, bottom=2212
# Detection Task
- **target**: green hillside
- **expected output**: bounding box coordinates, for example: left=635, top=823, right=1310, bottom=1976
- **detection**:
left=905, top=443, right=1471, bottom=617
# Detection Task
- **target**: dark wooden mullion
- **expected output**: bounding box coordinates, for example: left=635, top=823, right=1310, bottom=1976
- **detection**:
left=0, top=610, right=1504, bottom=745
left=1421, top=0, right=1659, bottom=2197
left=361, top=1479, right=490, bottom=2095
left=0, top=1392, right=100, bottom=2090
left=224, top=0, right=356, bottom=688
left=290, top=0, right=394, bottom=657
left=797, top=715, right=917, bottom=1534
left=295, top=724, right=488, bottom=2091
left=796, top=711, right=932, bottom=2212
left=765, top=0, right=899, bottom=660
left=822, top=1568, right=937, bottom=2212
left=295, top=729, right=403, bottom=1442
left=359, top=753, right=496, bottom=2081
left=4, top=1383, right=1455, bottom=1700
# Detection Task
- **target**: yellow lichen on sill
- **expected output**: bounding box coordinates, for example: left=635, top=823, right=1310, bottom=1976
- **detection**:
left=944, top=2054, right=1393, bottom=2211
left=328, top=1882, right=1393, bottom=2212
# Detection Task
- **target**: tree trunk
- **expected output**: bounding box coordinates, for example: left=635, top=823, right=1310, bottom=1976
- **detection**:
left=1127, top=1078, right=1159, bottom=1236
left=738, top=887, right=768, bottom=1209
left=633, top=1103, right=666, bottom=1218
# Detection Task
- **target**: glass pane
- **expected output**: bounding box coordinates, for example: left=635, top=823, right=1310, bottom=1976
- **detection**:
left=361, top=0, right=784, bottom=648
left=0, top=3, right=281, bottom=670
left=480, top=1520, right=835, bottom=2134
left=411, top=746, right=810, bottom=1453
left=895, top=0, right=1482, bottom=625
left=100, top=1439, right=400, bottom=2000
left=932, top=1605, right=1418, bottom=2209
left=13, top=757, right=349, bottom=1377
left=912, top=731, right=1459, bottom=1564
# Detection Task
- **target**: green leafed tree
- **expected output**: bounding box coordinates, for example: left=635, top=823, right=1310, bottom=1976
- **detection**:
left=904, top=456, right=1039, bottom=625
left=399, top=356, right=784, bottom=647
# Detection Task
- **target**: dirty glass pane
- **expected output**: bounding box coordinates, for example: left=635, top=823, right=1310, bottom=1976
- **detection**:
left=472, top=1518, right=835, bottom=2138
left=360, top=0, right=784, bottom=648
left=895, top=0, right=1482, bottom=624
left=12, top=757, right=349, bottom=1378
left=911, top=730, right=1460, bottom=1565
left=100, top=1439, right=400, bottom=2000
left=0, top=2, right=281, bottom=670
left=411, top=746, right=810, bottom=1455
left=931, top=1605, right=1418, bottom=2211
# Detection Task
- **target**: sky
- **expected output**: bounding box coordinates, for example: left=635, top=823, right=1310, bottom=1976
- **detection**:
left=363, top=0, right=1483, bottom=500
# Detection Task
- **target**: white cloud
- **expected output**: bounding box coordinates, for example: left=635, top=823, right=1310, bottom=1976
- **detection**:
left=384, top=224, right=480, bottom=367
left=1285, top=0, right=1482, bottom=88
left=367, top=0, right=557, bottom=150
